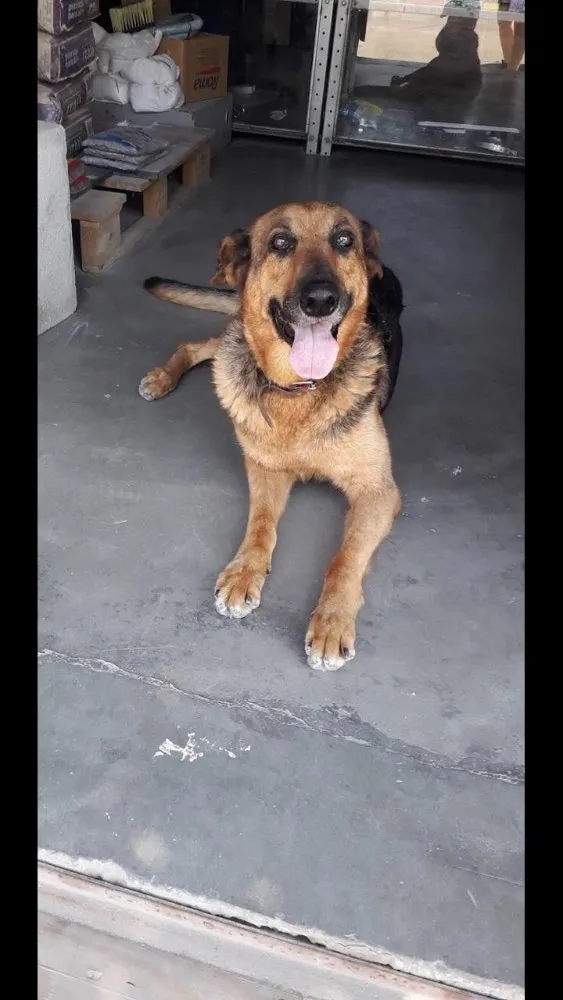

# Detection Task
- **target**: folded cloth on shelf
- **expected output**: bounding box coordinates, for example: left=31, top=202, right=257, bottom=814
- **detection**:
left=82, top=153, right=158, bottom=171
left=82, top=125, right=169, bottom=170
left=84, top=125, right=168, bottom=156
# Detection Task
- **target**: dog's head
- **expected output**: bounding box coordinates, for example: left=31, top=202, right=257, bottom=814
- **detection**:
left=210, top=202, right=382, bottom=384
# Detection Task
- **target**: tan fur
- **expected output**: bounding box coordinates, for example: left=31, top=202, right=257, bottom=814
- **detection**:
left=139, top=336, right=222, bottom=400
left=139, top=202, right=400, bottom=671
left=146, top=282, right=238, bottom=315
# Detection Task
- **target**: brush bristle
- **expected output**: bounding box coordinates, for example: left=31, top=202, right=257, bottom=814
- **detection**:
left=109, top=1, right=154, bottom=33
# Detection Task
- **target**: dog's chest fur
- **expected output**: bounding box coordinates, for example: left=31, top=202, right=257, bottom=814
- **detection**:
left=211, top=317, right=391, bottom=481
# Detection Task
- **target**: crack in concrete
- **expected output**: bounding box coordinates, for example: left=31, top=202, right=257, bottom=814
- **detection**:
left=450, top=866, right=523, bottom=888
left=38, top=648, right=524, bottom=785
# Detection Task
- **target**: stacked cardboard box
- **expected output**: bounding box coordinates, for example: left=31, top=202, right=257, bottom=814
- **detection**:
left=157, top=33, right=230, bottom=104
left=37, top=1, right=100, bottom=163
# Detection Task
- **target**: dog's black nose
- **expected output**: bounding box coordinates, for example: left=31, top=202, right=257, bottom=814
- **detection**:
left=300, top=281, right=339, bottom=318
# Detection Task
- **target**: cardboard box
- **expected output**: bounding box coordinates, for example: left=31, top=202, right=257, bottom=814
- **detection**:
left=158, top=34, right=229, bottom=103
left=153, top=0, right=171, bottom=18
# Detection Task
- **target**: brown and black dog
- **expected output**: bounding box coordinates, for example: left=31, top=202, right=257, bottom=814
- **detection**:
left=139, top=202, right=403, bottom=671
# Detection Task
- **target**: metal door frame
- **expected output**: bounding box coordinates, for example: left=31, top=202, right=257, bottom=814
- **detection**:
left=305, top=0, right=336, bottom=153
left=319, top=0, right=355, bottom=156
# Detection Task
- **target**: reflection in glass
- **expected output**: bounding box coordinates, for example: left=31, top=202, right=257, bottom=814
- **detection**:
left=230, top=1, right=319, bottom=136
left=336, top=1, right=524, bottom=163
left=497, top=0, right=525, bottom=71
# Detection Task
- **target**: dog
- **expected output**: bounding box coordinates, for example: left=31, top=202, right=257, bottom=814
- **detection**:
left=139, top=202, right=403, bottom=671
left=390, top=4, right=481, bottom=102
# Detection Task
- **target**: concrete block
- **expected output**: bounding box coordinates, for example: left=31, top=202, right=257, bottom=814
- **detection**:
left=38, top=122, right=77, bottom=336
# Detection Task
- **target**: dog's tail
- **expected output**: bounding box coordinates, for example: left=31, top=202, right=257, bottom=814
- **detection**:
left=144, top=277, right=239, bottom=315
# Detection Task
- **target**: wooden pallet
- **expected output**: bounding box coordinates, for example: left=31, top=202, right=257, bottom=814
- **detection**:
left=72, top=128, right=212, bottom=273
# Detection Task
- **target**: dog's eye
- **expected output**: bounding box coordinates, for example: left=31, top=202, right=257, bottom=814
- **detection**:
left=332, top=230, right=355, bottom=252
left=269, top=233, right=295, bottom=256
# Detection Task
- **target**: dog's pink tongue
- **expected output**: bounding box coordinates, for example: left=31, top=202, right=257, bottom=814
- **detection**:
left=289, top=323, right=338, bottom=380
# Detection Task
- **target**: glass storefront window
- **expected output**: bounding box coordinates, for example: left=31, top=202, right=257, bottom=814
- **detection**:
left=332, top=0, right=524, bottom=163
left=230, top=0, right=322, bottom=138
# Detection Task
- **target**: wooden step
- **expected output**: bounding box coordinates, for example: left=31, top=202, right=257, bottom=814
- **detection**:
left=71, top=189, right=126, bottom=224
left=71, top=190, right=127, bottom=272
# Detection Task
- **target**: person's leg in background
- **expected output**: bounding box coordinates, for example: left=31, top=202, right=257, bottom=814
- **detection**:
left=507, top=6, right=525, bottom=70
left=497, top=0, right=514, bottom=66
left=498, top=1, right=525, bottom=70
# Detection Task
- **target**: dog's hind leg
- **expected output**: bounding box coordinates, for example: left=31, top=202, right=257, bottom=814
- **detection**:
left=139, top=336, right=222, bottom=401
left=214, top=459, right=295, bottom=619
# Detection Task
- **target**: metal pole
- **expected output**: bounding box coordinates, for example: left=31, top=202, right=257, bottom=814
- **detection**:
left=320, top=0, right=354, bottom=156
left=306, top=0, right=336, bottom=155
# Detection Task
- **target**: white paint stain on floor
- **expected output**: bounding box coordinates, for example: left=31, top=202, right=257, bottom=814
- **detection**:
left=154, top=733, right=251, bottom=764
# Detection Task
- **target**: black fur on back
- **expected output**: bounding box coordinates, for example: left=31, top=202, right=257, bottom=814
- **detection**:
left=367, top=264, right=404, bottom=411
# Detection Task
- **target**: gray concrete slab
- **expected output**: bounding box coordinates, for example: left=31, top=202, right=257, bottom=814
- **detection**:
left=38, top=141, right=524, bottom=992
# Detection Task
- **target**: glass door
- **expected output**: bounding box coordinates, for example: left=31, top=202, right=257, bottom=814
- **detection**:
left=229, top=0, right=334, bottom=149
left=320, top=0, right=524, bottom=163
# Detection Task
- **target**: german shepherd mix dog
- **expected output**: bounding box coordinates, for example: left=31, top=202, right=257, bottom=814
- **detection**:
left=139, top=203, right=403, bottom=671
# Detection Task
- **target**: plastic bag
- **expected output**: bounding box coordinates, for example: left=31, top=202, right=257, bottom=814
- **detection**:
left=129, top=81, right=184, bottom=113
left=91, top=22, right=108, bottom=47
left=118, top=54, right=179, bottom=85
left=96, top=29, right=162, bottom=61
left=340, top=98, right=383, bottom=133
left=91, top=71, right=130, bottom=105
left=157, top=13, right=203, bottom=39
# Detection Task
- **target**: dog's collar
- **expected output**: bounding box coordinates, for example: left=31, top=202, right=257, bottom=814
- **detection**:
left=256, top=374, right=318, bottom=427
left=268, top=378, right=318, bottom=394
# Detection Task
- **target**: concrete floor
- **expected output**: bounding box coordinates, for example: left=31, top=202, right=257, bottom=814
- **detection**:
left=38, top=140, right=524, bottom=994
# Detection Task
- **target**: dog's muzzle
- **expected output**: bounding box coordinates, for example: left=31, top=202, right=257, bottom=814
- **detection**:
left=270, top=278, right=351, bottom=381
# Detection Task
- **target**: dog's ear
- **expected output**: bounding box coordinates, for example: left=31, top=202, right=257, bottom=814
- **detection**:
left=210, top=228, right=251, bottom=289
left=360, top=221, right=383, bottom=279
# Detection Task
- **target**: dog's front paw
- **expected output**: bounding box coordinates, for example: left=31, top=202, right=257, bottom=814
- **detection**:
left=214, top=558, right=268, bottom=620
left=138, top=367, right=176, bottom=401
left=305, top=607, right=356, bottom=672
